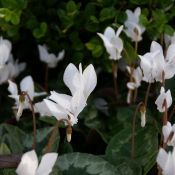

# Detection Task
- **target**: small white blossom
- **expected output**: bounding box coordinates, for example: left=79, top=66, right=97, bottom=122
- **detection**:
left=38, top=45, right=65, bottom=68
left=139, top=41, right=175, bottom=83
left=8, top=76, right=46, bottom=120
left=97, top=26, right=123, bottom=60
left=16, top=150, right=58, bottom=175
left=155, top=87, right=172, bottom=113
left=157, top=148, right=175, bottom=175
left=126, top=66, right=142, bottom=90
left=0, top=37, right=12, bottom=68
left=162, top=122, right=175, bottom=146
left=7, top=54, right=26, bottom=79
left=44, top=63, right=97, bottom=126
left=124, top=7, right=145, bottom=42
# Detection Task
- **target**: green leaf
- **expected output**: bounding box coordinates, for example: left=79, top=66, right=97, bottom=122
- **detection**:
left=66, top=1, right=79, bottom=16
left=86, top=37, right=103, bottom=57
left=99, top=7, right=116, bottom=22
left=0, top=124, right=26, bottom=153
left=57, top=152, right=120, bottom=175
left=0, top=143, right=11, bottom=154
left=24, top=127, right=60, bottom=153
left=123, top=41, right=138, bottom=65
left=106, top=125, right=158, bottom=175
left=33, top=22, right=47, bottom=39
left=1, top=0, right=27, bottom=10
left=10, top=10, right=21, bottom=25
left=164, top=24, right=174, bottom=35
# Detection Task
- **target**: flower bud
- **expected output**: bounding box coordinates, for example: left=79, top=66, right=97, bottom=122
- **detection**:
left=140, top=103, right=146, bottom=127
left=16, top=94, right=25, bottom=121
left=66, top=126, right=72, bottom=142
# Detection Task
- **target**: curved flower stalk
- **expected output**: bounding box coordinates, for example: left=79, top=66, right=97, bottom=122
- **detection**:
left=162, top=122, right=175, bottom=146
left=157, top=148, right=175, bottom=175
left=124, top=7, right=145, bottom=42
left=97, top=26, right=123, bottom=60
left=0, top=37, right=12, bottom=69
left=16, top=150, right=58, bottom=175
left=139, top=41, right=175, bottom=83
left=155, top=87, right=172, bottom=113
left=44, top=63, right=97, bottom=126
left=38, top=45, right=65, bottom=68
left=8, top=75, right=46, bottom=120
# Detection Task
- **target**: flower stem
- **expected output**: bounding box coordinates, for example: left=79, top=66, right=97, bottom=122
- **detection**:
left=144, top=83, right=151, bottom=108
left=112, top=61, right=118, bottom=98
left=45, top=64, right=49, bottom=92
left=45, top=121, right=59, bottom=153
left=131, top=102, right=143, bottom=158
left=21, top=91, right=37, bottom=150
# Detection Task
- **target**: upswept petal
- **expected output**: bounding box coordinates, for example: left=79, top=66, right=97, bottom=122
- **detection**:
left=0, top=66, right=9, bottom=84
left=103, top=27, right=115, bottom=40
left=57, top=50, right=65, bottom=60
left=150, top=41, right=163, bottom=54
left=156, top=148, right=168, bottom=171
left=38, top=45, right=49, bottom=62
left=116, top=25, right=123, bottom=37
left=134, top=7, right=141, bottom=18
left=162, top=122, right=172, bottom=143
left=16, top=150, right=38, bottom=175
left=8, top=80, right=18, bottom=95
left=166, top=43, right=175, bottom=61
left=49, top=91, right=71, bottom=110
left=125, top=10, right=137, bottom=25
left=82, top=64, right=97, bottom=99
left=44, top=99, right=67, bottom=120
left=36, top=153, right=58, bottom=175
left=0, top=38, right=12, bottom=67
left=20, top=76, right=34, bottom=100
left=70, top=90, right=87, bottom=118
left=63, top=63, right=80, bottom=95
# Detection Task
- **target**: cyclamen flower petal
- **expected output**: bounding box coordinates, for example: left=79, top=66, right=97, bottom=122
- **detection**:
left=157, top=148, right=175, bottom=175
left=0, top=37, right=12, bottom=68
left=124, top=7, right=145, bottom=42
left=139, top=41, right=175, bottom=83
left=162, top=122, right=175, bottom=146
left=45, top=63, right=97, bottom=126
left=63, top=63, right=97, bottom=100
left=16, top=150, right=58, bottom=175
left=38, top=45, right=64, bottom=68
left=8, top=76, right=46, bottom=121
left=97, top=26, right=123, bottom=60
left=155, top=87, right=172, bottom=112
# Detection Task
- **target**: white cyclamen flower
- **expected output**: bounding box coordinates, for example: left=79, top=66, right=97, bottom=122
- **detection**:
left=157, top=148, right=175, bottom=175
left=97, top=26, right=123, bottom=60
left=124, top=7, right=145, bottom=42
left=44, top=63, right=97, bottom=126
left=162, top=122, right=175, bottom=146
left=16, top=150, right=58, bottom=175
left=155, top=87, right=172, bottom=113
left=139, top=41, right=175, bottom=83
left=7, top=54, right=26, bottom=79
left=0, top=37, right=12, bottom=68
left=38, top=45, right=65, bottom=68
left=127, top=66, right=142, bottom=90
left=8, top=76, right=46, bottom=120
